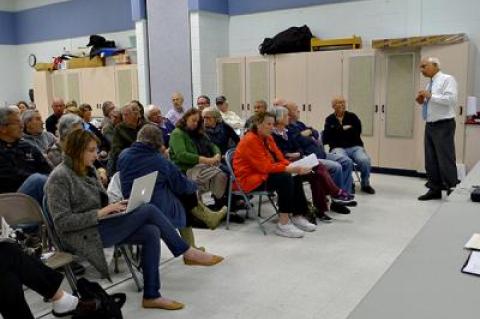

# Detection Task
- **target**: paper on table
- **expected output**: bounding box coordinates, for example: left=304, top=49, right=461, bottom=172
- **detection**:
left=462, top=251, right=480, bottom=275
left=465, top=233, right=480, bottom=250
left=287, top=153, right=319, bottom=170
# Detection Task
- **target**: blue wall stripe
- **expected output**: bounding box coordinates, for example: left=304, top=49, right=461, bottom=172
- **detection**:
left=197, top=0, right=229, bottom=15
left=228, top=0, right=358, bottom=15
left=0, top=11, right=16, bottom=45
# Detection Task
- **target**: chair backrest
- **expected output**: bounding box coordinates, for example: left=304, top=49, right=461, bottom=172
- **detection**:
left=0, top=193, right=43, bottom=226
left=42, top=196, right=66, bottom=251
left=224, top=148, right=237, bottom=183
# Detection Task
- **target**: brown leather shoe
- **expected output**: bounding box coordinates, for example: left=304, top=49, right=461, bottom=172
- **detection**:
left=183, top=254, right=224, bottom=266
left=142, top=299, right=184, bottom=310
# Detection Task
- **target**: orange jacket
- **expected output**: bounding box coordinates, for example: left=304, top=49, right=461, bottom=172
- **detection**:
left=233, top=131, right=289, bottom=193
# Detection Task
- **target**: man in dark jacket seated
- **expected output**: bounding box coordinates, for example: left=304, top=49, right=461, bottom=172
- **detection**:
left=203, top=107, right=239, bottom=155
left=323, top=97, right=375, bottom=194
left=284, top=101, right=354, bottom=196
left=0, top=106, right=51, bottom=203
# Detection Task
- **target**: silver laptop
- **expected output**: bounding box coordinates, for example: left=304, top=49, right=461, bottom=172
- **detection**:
left=103, top=171, right=158, bottom=219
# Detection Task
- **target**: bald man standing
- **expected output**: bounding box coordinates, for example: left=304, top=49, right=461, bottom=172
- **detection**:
left=45, top=98, right=65, bottom=134
left=416, top=57, right=458, bottom=200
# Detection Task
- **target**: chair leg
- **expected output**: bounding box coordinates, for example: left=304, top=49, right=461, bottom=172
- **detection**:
left=64, top=264, right=78, bottom=296
left=226, top=182, right=233, bottom=230
left=113, top=247, right=120, bottom=274
left=120, top=246, right=143, bottom=292
left=257, top=195, right=262, bottom=217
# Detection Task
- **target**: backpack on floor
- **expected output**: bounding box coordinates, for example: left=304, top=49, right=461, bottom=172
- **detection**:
left=73, top=278, right=126, bottom=319
left=259, top=25, right=313, bottom=55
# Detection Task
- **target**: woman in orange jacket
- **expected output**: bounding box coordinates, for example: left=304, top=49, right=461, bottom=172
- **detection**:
left=233, top=112, right=316, bottom=238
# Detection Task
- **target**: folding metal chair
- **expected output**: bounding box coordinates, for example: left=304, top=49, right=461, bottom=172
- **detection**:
left=0, top=193, right=78, bottom=295
left=353, top=162, right=361, bottom=184
left=225, top=148, right=279, bottom=235
left=42, top=196, right=143, bottom=292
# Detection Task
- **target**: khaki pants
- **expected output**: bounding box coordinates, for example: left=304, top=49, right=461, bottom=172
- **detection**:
left=186, top=164, right=228, bottom=199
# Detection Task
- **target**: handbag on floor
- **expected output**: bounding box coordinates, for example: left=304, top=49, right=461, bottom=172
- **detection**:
left=72, top=278, right=126, bottom=319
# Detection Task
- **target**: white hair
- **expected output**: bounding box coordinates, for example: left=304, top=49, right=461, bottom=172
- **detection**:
left=427, top=57, right=441, bottom=68
left=146, top=104, right=161, bottom=117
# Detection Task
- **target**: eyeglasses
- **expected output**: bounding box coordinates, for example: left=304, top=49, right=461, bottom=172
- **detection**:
left=3, top=121, right=22, bottom=127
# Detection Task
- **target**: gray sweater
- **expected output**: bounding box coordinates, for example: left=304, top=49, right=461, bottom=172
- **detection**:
left=23, top=131, right=56, bottom=153
left=45, top=156, right=110, bottom=279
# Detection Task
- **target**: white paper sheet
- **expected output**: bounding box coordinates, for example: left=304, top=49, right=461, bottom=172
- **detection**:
left=462, top=251, right=480, bottom=275
left=465, top=233, right=480, bottom=250
left=287, top=154, right=319, bottom=170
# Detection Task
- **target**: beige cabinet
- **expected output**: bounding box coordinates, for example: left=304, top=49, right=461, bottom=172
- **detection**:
left=217, top=56, right=274, bottom=119
left=33, top=65, right=138, bottom=118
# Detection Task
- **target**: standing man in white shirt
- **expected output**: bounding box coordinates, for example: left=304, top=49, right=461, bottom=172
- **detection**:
left=166, top=92, right=186, bottom=125
left=416, top=57, right=458, bottom=200
left=215, top=96, right=244, bottom=129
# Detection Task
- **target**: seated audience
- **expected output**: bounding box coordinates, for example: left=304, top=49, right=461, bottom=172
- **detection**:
left=203, top=107, right=239, bottom=155
left=233, top=112, right=317, bottom=238
left=166, top=92, right=186, bottom=125
left=0, top=241, right=95, bottom=319
left=108, top=102, right=144, bottom=176
left=196, top=95, right=211, bottom=112
left=0, top=106, right=51, bottom=203
left=324, top=97, right=375, bottom=194
left=272, top=97, right=287, bottom=108
left=169, top=109, right=229, bottom=210
left=21, top=110, right=56, bottom=153
left=17, top=100, right=29, bottom=114
left=272, top=107, right=356, bottom=221
left=46, top=129, right=224, bottom=311
left=245, top=99, right=268, bottom=130
left=285, top=101, right=354, bottom=201
left=146, top=104, right=175, bottom=147
left=102, top=109, right=122, bottom=144
left=45, top=98, right=65, bottom=134
left=118, top=125, right=226, bottom=248
left=78, top=103, right=110, bottom=153
left=130, top=100, right=147, bottom=127
left=215, top=96, right=244, bottom=129
left=47, top=113, right=83, bottom=167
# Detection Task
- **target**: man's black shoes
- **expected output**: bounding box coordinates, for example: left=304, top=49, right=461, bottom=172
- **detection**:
left=418, top=190, right=442, bottom=201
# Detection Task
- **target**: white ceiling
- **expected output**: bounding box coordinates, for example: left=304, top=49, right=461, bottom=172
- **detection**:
left=0, top=0, right=70, bottom=11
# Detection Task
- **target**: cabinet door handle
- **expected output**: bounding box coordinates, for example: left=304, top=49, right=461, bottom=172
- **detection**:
left=374, top=105, right=378, bottom=113
left=247, top=103, right=250, bottom=111
left=308, top=104, right=311, bottom=112
left=241, top=104, right=245, bottom=111
left=459, top=106, right=463, bottom=116
left=302, top=104, right=306, bottom=112
left=381, top=105, right=385, bottom=113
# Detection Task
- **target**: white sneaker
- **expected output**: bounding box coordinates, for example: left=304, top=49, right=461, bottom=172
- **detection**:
left=275, top=221, right=304, bottom=238
left=291, top=215, right=317, bottom=232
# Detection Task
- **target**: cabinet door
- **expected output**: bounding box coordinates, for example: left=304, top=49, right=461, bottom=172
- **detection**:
left=217, top=57, right=246, bottom=118
left=342, top=49, right=379, bottom=166
left=115, top=65, right=139, bottom=109
left=306, top=51, right=343, bottom=130
left=52, top=70, right=81, bottom=106
left=245, top=56, right=272, bottom=117
left=378, top=52, right=420, bottom=170
left=81, top=67, right=116, bottom=117
left=275, top=53, right=307, bottom=122
left=33, top=71, right=53, bottom=119
left=421, top=42, right=473, bottom=165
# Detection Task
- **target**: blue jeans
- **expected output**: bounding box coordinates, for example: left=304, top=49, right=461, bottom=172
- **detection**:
left=324, top=153, right=354, bottom=192
left=98, top=203, right=189, bottom=299
left=331, top=146, right=371, bottom=187
left=17, top=173, right=48, bottom=205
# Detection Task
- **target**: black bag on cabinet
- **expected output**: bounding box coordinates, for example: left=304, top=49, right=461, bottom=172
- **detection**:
left=259, top=25, right=313, bottom=55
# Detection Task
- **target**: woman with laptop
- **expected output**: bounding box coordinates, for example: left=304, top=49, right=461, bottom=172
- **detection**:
left=46, top=129, right=224, bottom=311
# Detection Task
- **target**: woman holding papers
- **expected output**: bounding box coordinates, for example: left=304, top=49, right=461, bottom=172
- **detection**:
left=46, top=129, right=224, bottom=311
left=233, top=111, right=317, bottom=238
left=272, top=107, right=356, bottom=222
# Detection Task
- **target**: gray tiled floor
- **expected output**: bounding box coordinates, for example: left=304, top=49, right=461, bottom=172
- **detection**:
left=29, top=173, right=442, bottom=319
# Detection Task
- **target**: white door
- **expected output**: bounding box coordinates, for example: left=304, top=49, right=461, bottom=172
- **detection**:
left=81, top=66, right=116, bottom=117
left=274, top=53, right=307, bottom=122
left=115, top=65, right=139, bottom=110
left=306, top=51, right=343, bottom=131
left=245, top=56, right=272, bottom=117
left=378, top=51, right=420, bottom=170
left=217, top=57, right=246, bottom=118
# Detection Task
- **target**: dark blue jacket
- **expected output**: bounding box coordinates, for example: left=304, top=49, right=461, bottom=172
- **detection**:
left=159, top=119, right=175, bottom=147
left=286, top=120, right=327, bottom=159
left=117, top=142, right=197, bottom=228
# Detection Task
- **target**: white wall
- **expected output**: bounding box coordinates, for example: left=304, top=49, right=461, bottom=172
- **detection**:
left=191, top=11, right=229, bottom=104
left=0, top=45, right=21, bottom=106
left=228, top=0, right=480, bottom=96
